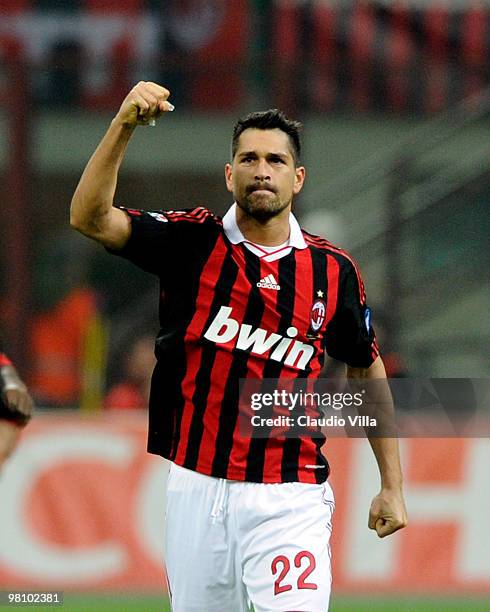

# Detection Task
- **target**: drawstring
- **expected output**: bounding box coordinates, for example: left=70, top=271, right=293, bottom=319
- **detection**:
left=210, top=478, right=228, bottom=522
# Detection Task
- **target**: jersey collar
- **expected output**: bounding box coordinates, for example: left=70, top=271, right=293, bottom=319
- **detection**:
left=222, top=203, right=307, bottom=250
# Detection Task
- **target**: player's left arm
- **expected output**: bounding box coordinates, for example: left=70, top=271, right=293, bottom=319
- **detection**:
left=347, top=356, right=408, bottom=538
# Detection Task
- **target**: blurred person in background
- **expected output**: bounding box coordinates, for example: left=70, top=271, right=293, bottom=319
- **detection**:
left=105, top=334, right=156, bottom=410
left=29, top=234, right=102, bottom=408
left=0, top=349, right=33, bottom=468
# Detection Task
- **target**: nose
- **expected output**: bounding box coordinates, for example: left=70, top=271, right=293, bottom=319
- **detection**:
left=254, top=158, right=271, bottom=181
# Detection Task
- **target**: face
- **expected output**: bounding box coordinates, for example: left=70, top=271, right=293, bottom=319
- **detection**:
left=225, top=128, right=305, bottom=221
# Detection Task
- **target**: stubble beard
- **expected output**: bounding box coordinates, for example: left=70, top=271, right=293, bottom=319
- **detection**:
left=236, top=191, right=291, bottom=222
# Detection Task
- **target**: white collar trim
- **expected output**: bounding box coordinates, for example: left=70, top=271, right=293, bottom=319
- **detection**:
left=222, top=203, right=307, bottom=249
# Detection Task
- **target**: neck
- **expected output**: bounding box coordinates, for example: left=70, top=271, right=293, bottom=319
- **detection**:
left=235, top=205, right=291, bottom=246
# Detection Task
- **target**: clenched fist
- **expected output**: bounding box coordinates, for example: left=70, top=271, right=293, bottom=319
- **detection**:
left=115, top=81, right=174, bottom=127
left=368, top=487, right=408, bottom=538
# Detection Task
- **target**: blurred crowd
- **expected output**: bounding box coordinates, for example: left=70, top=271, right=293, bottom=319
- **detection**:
left=0, top=0, right=488, bottom=115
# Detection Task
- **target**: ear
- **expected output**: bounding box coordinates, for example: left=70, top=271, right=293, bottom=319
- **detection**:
left=293, top=166, right=306, bottom=195
left=224, top=163, right=234, bottom=193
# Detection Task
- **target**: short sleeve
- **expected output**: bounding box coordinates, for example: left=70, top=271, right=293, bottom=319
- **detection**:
left=107, top=206, right=217, bottom=276
left=324, top=259, right=379, bottom=368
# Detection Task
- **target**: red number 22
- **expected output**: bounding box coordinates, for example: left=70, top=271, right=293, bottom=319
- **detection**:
left=271, top=551, right=318, bottom=596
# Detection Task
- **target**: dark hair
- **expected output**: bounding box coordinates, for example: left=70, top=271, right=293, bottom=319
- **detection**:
left=231, top=109, right=302, bottom=164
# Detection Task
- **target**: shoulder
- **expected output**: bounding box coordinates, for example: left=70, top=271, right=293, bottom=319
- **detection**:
left=301, top=228, right=366, bottom=295
left=302, top=229, right=357, bottom=269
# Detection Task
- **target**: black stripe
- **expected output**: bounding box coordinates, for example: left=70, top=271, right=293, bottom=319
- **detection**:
left=311, top=248, right=331, bottom=483
left=292, top=247, right=329, bottom=483
left=148, top=229, right=221, bottom=459
left=308, top=246, right=328, bottom=350
left=212, top=247, right=264, bottom=478
left=281, top=250, right=321, bottom=481
left=244, top=253, right=297, bottom=482
left=182, top=246, right=239, bottom=469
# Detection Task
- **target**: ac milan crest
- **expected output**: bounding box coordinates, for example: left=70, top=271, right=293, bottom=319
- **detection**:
left=310, top=299, right=326, bottom=333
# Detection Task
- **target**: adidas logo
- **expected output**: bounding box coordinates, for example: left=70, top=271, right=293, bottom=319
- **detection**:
left=256, top=274, right=280, bottom=290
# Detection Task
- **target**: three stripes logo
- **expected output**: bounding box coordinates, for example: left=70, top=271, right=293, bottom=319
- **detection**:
left=256, top=274, right=281, bottom=291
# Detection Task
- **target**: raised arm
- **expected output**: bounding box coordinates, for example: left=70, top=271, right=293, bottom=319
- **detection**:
left=70, top=82, right=174, bottom=249
left=347, top=356, right=408, bottom=538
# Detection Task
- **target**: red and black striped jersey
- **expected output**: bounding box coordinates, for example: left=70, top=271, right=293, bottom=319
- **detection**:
left=109, top=206, right=378, bottom=483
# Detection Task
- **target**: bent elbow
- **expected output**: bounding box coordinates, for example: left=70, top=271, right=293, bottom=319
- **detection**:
left=70, top=197, right=95, bottom=235
left=69, top=204, right=82, bottom=231
left=70, top=202, right=86, bottom=233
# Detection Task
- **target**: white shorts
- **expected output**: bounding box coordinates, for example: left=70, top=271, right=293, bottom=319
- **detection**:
left=164, top=462, right=335, bottom=612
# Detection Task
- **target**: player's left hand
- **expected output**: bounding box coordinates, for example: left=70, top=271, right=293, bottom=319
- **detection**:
left=368, top=488, right=408, bottom=538
left=2, top=380, right=34, bottom=426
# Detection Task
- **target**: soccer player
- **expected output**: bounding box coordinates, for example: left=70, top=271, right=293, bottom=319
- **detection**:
left=71, top=81, right=407, bottom=611
left=0, top=349, right=33, bottom=467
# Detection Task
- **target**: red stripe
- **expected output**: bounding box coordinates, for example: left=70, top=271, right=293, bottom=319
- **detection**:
left=196, top=247, right=255, bottom=475
left=195, top=349, right=237, bottom=474
left=0, top=353, right=13, bottom=367
left=253, top=259, right=286, bottom=482
left=173, top=236, right=228, bottom=466
left=257, top=258, right=281, bottom=338
left=292, top=248, right=321, bottom=377
left=293, top=249, right=319, bottom=483
left=272, top=250, right=321, bottom=378
left=226, top=257, right=282, bottom=478
left=300, top=382, right=323, bottom=484
left=258, top=250, right=318, bottom=483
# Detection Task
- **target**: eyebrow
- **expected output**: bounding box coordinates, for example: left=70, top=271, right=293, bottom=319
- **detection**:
left=238, top=151, right=290, bottom=159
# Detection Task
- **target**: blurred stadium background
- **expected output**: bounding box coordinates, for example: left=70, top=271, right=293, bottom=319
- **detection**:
left=0, top=0, right=489, bottom=610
